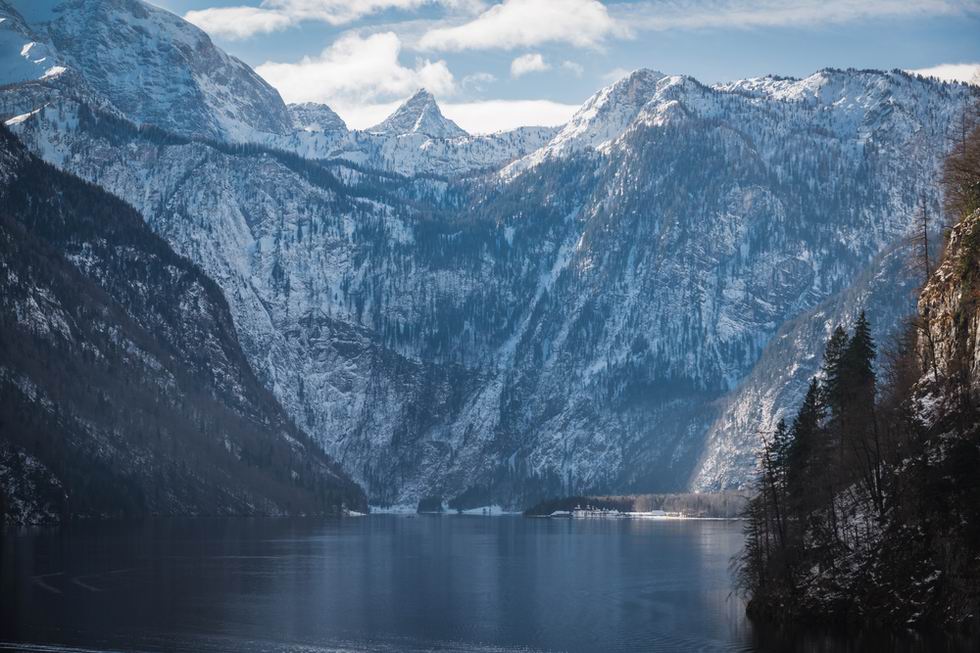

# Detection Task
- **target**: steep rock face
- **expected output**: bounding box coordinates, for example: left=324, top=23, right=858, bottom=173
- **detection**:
left=0, top=1, right=64, bottom=84
left=692, top=242, right=923, bottom=489
left=6, top=104, right=497, bottom=503
left=918, top=209, right=980, bottom=393
left=496, top=69, right=970, bottom=493
left=0, top=0, right=293, bottom=140
left=0, top=127, right=364, bottom=522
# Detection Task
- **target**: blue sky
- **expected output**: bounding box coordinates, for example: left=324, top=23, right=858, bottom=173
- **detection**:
left=151, top=0, right=980, bottom=133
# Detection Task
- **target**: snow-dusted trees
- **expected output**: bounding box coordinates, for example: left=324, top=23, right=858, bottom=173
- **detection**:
left=738, top=108, right=980, bottom=630
left=738, top=314, right=880, bottom=621
left=739, top=311, right=979, bottom=627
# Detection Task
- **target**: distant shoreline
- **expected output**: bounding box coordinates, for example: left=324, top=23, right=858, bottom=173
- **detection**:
left=367, top=492, right=750, bottom=519
left=522, top=492, right=750, bottom=519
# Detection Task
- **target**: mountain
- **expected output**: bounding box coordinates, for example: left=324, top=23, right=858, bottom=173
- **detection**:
left=271, top=93, right=556, bottom=177
left=0, top=0, right=552, bottom=176
left=504, top=69, right=671, bottom=175
left=692, top=241, right=923, bottom=489
left=289, top=102, right=348, bottom=133
left=325, top=122, right=558, bottom=177
left=368, top=89, right=468, bottom=139
left=0, top=1, right=63, bottom=84
left=0, top=126, right=365, bottom=523
left=0, top=0, right=976, bottom=508
left=0, top=0, right=294, bottom=141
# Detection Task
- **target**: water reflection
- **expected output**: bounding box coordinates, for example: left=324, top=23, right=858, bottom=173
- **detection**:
left=0, top=517, right=973, bottom=652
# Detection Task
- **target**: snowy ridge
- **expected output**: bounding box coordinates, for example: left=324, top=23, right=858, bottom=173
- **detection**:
left=0, top=1, right=552, bottom=177
left=266, top=114, right=558, bottom=177
left=503, top=69, right=668, bottom=176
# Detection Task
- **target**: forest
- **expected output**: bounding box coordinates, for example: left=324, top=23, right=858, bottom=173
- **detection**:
left=739, top=109, right=980, bottom=630
left=523, top=492, right=749, bottom=518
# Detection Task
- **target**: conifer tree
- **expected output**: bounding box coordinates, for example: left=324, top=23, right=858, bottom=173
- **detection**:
left=786, top=378, right=823, bottom=502
left=821, top=325, right=849, bottom=419
left=771, top=418, right=791, bottom=487
left=840, top=312, right=883, bottom=511
left=842, top=311, right=876, bottom=406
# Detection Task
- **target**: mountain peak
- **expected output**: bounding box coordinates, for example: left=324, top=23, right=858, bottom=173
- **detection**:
left=368, top=89, right=467, bottom=138
left=288, top=102, right=347, bottom=133
left=502, top=68, right=676, bottom=176
left=615, top=68, right=669, bottom=87
left=408, top=88, right=435, bottom=103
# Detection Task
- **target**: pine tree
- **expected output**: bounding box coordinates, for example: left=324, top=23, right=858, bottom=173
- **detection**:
left=821, top=325, right=849, bottom=419
left=771, top=418, right=791, bottom=484
left=840, top=311, right=884, bottom=511
left=786, top=380, right=822, bottom=490
left=843, top=311, right=876, bottom=403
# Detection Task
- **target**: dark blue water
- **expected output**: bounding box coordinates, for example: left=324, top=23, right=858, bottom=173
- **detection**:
left=0, top=516, right=972, bottom=652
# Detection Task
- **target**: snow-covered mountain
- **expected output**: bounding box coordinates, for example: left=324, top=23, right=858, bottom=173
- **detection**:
left=1, top=0, right=976, bottom=507
left=504, top=68, right=672, bottom=175
left=0, top=0, right=293, bottom=140
left=0, top=1, right=64, bottom=84
left=368, top=89, right=467, bottom=139
left=289, top=102, right=348, bottom=134
left=269, top=92, right=558, bottom=177
left=0, top=0, right=550, bottom=176
left=0, top=125, right=364, bottom=522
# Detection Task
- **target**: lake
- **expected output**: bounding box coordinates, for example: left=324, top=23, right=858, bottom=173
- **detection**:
left=0, top=516, right=972, bottom=652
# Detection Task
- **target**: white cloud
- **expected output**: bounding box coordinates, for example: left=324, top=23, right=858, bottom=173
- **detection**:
left=615, top=0, right=974, bottom=31
left=906, top=63, right=980, bottom=85
left=462, top=71, right=497, bottom=91
left=332, top=101, right=404, bottom=130
left=184, top=7, right=294, bottom=39
left=442, top=99, right=579, bottom=133
left=562, top=61, right=585, bottom=77
left=510, top=53, right=550, bottom=78
left=256, top=31, right=456, bottom=105
left=186, top=0, right=978, bottom=41
left=419, top=0, right=626, bottom=51
left=185, top=0, right=446, bottom=40
left=602, top=67, right=631, bottom=84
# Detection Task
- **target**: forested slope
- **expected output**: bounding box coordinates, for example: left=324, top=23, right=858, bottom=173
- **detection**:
left=739, top=113, right=980, bottom=630
left=0, top=127, right=365, bottom=523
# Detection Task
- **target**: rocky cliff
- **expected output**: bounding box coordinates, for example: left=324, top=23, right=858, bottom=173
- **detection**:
left=918, top=210, right=980, bottom=395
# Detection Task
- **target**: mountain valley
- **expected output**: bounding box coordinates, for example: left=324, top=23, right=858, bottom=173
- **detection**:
left=0, top=0, right=976, bottom=510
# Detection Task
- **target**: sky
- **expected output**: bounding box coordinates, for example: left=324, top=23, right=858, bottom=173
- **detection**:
left=150, top=0, right=980, bottom=133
